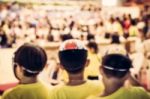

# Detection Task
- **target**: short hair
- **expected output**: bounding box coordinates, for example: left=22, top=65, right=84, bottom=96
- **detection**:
left=60, top=34, right=73, bottom=41
left=131, top=19, right=137, bottom=26
left=102, top=54, right=132, bottom=78
left=87, top=34, right=95, bottom=41
left=87, top=41, right=99, bottom=53
left=14, top=43, right=47, bottom=77
left=59, top=49, right=87, bottom=74
left=111, top=34, right=120, bottom=44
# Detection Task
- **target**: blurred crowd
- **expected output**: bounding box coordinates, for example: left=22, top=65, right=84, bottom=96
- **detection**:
left=0, top=2, right=149, bottom=47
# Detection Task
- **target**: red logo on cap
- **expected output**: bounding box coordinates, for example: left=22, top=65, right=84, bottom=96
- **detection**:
left=64, top=42, right=78, bottom=50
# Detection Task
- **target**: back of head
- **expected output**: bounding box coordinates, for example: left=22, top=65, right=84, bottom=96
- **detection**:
left=60, top=34, right=73, bottom=41
left=87, top=41, right=98, bottom=53
left=59, top=39, right=87, bottom=74
left=14, top=43, right=47, bottom=77
left=102, top=54, right=132, bottom=78
left=131, top=19, right=137, bottom=26
left=111, top=34, right=120, bottom=44
left=105, top=46, right=127, bottom=56
left=87, top=34, right=95, bottom=41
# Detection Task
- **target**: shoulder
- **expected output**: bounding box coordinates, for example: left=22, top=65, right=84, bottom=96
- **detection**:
left=2, top=86, right=21, bottom=99
left=129, top=86, right=150, bottom=98
left=130, top=86, right=146, bottom=92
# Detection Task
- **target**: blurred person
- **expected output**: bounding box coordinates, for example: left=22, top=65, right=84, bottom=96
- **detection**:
left=138, top=58, right=150, bottom=91
left=87, top=33, right=95, bottom=41
left=122, top=14, right=132, bottom=39
left=87, top=54, right=150, bottom=99
left=2, top=43, right=50, bottom=99
left=60, top=34, right=73, bottom=42
left=0, top=28, right=8, bottom=47
left=96, top=21, right=105, bottom=37
left=143, top=35, right=150, bottom=59
left=122, top=14, right=131, bottom=33
left=129, top=19, right=139, bottom=37
left=50, top=39, right=103, bottom=99
left=112, top=17, right=123, bottom=36
left=47, top=33, right=54, bottom=42
left=105, top=34, right=125, bottom=55
left=104, top=17, right=114, bottom=39
left=71, top=22, right=82, bottom=39
left=111, top=34, right=121, bottom=44
left=85, top=41, right=101, bottom=80
left=143, top=20, right=149, bottom=39
left=38, top=57, right=59, bottom=86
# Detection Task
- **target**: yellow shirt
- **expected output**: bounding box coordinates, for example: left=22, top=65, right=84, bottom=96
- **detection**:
left=50, top=80, right=104, bottom=99
left=85, top=52, right=101, bottom=78
left=2, top=81, right=50, bottom=99
left=87, top=87, right=150, bottom=99
left=113, top=22, right=123, bottom=35
left=129, top=26, right=139, bottom=37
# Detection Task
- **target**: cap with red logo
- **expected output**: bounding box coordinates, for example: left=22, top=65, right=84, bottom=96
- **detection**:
left=59, top=39, right=86, bottom=51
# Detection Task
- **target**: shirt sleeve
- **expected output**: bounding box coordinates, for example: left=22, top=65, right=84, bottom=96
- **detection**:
left=2, top=91, right=13, bottom=99
left=137, top=87, right=150, bottom=99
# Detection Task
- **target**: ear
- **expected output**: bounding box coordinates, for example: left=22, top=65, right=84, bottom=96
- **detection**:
left=99, top=66, right=104, bottom=75
left=85, top=59, right=90, bottom=67
left=16, top=65, right=24, bottom=77
left=17, top=65, right=23, bottom=72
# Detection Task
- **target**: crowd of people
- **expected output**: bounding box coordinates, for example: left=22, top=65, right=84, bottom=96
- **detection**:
left=0, top=2, right=149, bottom=46
left=0, top=1, right=150, bottom=99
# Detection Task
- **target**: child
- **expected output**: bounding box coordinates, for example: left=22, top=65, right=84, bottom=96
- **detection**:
left=85, top=41, right=101, bottom=80
left=50, top=39, right=103, bottom=99
left=2, top=43, right=50, bottom=99
left=87, top=54, right=150, bottom=99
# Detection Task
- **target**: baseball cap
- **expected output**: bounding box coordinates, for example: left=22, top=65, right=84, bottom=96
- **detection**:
left=102, top=54, right=132, bottom=72
left=58, top=39, right=87, bottom=74
left=59, top=39, right=87, bottom=51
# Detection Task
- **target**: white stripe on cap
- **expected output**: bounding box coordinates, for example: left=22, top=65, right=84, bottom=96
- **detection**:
left=103, top=65, right=128, bottom=72
left=22, top=67, right=40, bottom=74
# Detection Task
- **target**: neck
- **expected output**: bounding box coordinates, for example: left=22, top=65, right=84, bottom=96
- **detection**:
left=67, top=72, right=86, bottom=86
left=101, top=81, right=124, bottom=97
left=20, top=76, right=38, bottom=84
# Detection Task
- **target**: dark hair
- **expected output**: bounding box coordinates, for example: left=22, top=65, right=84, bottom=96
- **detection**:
left=111, top=34, right=120, bottom=44
left=102, top=54, right=132, bottom=78
left=14, top=43, right=47, bottom=77
left=131, top=19, right=137, bottom=26
left=59, top=49, right=87, bottom=74
left=87, top=34, right=95, bottom=41
left=87, top=41, right=98, bottom=53
left=60, top=34, right=73, bottom=41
